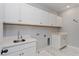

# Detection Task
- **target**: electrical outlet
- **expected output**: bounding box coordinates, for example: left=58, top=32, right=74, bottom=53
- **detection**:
left=44, top=34, right=46, bottom=37
left=36, top=33, right=40, bottom=36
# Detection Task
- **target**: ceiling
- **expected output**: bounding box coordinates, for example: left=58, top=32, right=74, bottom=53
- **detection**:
left=28, top=3, right=79, bottom=15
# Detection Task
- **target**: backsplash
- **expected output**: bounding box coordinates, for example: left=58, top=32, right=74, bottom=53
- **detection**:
left=3, top=24, right=60, bottom=50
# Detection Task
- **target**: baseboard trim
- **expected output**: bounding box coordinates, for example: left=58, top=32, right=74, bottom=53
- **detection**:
left=68, top=45, right=79, bottom=50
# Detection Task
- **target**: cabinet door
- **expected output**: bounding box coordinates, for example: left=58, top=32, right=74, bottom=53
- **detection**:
left=60, top=35, right=67, bottom=48
left=21, top=4, right=49, bottom=26
left=52, top=34, right=60, bottom=49
left=6, top=51, right=20, bottom=56
left=49, top=14, right=57, bottom=26
left=20, top=4, right=41, bottom=25
left=0, top=4, right=4, bottom=19
left=56, top=16, right=63, bottom=27
left=4, top=3, right=20, bottom=23
left=23, top=47, right=36, bottom=56
left=39, top=11, right=49, bottom=26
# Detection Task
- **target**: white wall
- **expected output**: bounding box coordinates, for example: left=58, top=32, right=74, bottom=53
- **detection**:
left=60, top=7, right=79, bottom=47
left=0, top=4, right=4, bottom=41
left=0, top=3, right=4, bottom=19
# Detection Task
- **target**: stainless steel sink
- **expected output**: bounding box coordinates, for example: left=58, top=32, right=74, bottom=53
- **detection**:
left=13, top=39, right=26, bottom=43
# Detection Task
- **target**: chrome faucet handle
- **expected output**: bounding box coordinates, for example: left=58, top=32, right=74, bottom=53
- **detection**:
left=20, top=35, right=23, bottom=39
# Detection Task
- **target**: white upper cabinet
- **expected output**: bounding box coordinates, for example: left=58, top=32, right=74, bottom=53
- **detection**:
left=20, top=4, right=62, bottom=27
left=4, top=3, right=62, bottom=27
left=20, top=4, right=41, bottom=25
left=20, top=4, right=49, bottom=26
left=48, top=13, right=57, bottom=26
left=56, top=16, right=63, bottom=27
left=4, top=3, right=20, bottom=23
left=48, top=14, right=62, bottom=27
left=0, top=4, right=4, bottom=19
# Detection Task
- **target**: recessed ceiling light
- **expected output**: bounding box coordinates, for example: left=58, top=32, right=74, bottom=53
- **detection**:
left=66, top=5, right=70, bottom=8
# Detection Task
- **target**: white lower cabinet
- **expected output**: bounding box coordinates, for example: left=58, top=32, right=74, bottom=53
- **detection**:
left=1, top=42, right=36, bottom=56
left=22, top=47, right=36, bottom=56
left=8, top=47, right=36, bottom=56
left=52, top=32, right=67, bottom=50
left=7, top=51, right=20, bottom=56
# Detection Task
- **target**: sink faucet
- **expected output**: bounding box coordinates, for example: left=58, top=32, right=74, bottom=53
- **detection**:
left=17, top=31, right=23, bottom=40
left=13, top=31, right=25, bottom=43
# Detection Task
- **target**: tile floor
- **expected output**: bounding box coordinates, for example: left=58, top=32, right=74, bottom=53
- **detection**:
left=37, top=45, right=79, bottom=56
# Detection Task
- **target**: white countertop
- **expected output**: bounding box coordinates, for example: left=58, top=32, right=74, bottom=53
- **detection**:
left=0, top=36, right=36, bottom=49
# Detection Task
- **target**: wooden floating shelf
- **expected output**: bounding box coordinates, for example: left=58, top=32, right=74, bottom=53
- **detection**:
left=3, top=22, right=62, bottom=28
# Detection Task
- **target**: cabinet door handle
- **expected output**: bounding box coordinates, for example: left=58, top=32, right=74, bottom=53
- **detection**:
left=40, top=22, right=42, bottom=24
left=19, top=53, right=24, bottom=56
left=18, top=20, right=22, bottom=22
left=51, top=24, right=53, bottom=25
left=19, top=54, right=22, bottom=56
left=22, top=53, right=24, bottom=55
